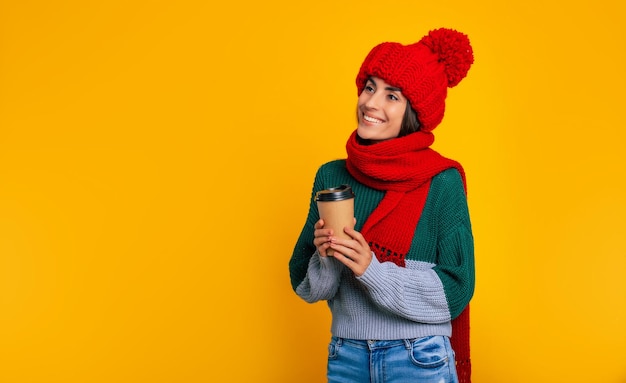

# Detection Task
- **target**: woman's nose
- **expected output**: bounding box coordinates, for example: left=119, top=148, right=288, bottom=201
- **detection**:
left=364, top=92, right=383, bottom=109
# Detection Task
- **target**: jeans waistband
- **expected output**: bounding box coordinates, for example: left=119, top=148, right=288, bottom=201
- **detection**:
left=333, top=337, right=413, bottom=350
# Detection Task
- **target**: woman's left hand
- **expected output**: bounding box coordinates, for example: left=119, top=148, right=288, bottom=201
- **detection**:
left=328, top=226, right=372, bottom=277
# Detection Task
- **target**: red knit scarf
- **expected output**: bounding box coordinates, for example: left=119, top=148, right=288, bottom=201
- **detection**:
left=345, top=130, right=472, bottom=383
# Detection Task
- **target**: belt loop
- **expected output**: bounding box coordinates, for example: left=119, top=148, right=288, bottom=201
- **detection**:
left=336, top=337, right=343, bottom=347
left=403, top=339, right=412, bottom=350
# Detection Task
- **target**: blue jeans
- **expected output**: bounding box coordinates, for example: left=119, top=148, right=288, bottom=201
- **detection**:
left=327, top=336, right=459, bottom=383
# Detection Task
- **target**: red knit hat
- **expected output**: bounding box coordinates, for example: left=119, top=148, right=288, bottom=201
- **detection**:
left=356, top=28, right=474, bottom=132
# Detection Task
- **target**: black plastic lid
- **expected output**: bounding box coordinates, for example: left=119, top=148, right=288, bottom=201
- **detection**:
left=314, top=184, right=355, bottom=202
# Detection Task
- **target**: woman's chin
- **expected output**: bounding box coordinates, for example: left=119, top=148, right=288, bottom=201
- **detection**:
left=356, top=126, right=375, bottom=140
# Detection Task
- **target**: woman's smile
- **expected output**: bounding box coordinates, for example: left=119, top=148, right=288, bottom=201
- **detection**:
left=362, top=114, right=385, bottom=124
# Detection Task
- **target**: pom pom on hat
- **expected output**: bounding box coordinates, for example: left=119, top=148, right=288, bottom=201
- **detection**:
left=420, top=28, right=473, bottom=88
left=356, top=28, right=474, bottom=132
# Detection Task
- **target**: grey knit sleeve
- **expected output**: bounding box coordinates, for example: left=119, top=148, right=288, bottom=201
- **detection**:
left=357, top=256, right=451, bottom=323
left=295, top=250, right=344, bottom=303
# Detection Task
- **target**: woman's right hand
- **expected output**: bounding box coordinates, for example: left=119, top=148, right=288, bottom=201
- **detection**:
left=313, top=219, right=333, bottom=257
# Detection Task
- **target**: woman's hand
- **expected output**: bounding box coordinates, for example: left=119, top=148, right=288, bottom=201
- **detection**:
left=313, top=219, right=333, bottom=257
left=328, top=226, right=372, bottom=277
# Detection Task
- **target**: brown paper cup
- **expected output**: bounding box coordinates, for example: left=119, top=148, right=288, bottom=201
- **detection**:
left=315, top=185, right=355, bottom=256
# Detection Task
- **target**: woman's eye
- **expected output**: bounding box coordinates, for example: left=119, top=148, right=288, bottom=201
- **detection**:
left=388, top=94, right=398, bottom=101
left=365, top=85, right=375, bottom=92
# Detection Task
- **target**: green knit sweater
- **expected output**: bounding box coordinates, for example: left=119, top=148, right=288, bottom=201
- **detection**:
left=289, top=159, right=475, bottom=340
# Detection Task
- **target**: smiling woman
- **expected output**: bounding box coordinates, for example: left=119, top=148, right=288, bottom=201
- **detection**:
left=289, top=28, right=475, bottom=383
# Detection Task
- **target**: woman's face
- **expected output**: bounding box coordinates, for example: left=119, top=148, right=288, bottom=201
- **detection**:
left=356, top=76, right=407, bottom=143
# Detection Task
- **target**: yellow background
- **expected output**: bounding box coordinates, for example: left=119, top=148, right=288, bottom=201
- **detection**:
left=1, top=1, right=625, bottom=382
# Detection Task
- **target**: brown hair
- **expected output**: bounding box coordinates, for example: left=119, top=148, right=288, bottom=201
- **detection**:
left=398, top=101, right=421, bottom=138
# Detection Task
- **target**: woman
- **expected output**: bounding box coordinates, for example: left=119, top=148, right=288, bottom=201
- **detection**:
left=289, top=28, right=475, bottom=383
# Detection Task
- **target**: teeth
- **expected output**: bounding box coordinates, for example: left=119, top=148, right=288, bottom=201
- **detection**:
left=363, top=115, right=383, bottom=123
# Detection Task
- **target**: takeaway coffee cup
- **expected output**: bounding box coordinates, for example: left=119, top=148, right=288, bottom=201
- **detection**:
left=315, top=184, right=355, bottom=256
